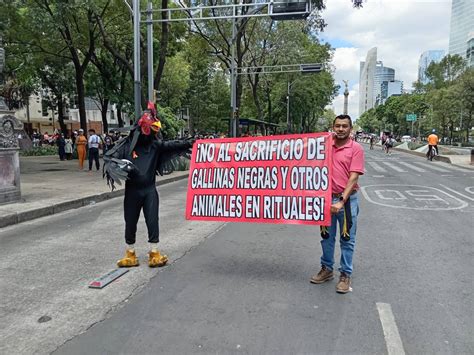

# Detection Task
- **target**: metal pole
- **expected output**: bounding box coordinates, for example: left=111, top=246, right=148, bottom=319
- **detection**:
left=286, top=80, right=290, bottom=133
left=230, top=16, right=237, bottom=137
left=133, top=0, right=141, bottom=122
left=147, top=2, right=154, bottom=103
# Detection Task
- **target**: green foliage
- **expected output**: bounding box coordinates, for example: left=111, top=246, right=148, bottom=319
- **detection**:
left=20, top=145, right=58, bottom=156
left=157, top=105, right=184, bottom=139
left=4, top=0, right=346, bottom=136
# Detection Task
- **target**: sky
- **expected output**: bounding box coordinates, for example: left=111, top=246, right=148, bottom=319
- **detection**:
left=318, top=0, right=453, bottom=120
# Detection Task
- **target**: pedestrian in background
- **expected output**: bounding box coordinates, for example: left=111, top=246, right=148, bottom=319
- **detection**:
left=56, top=133, right=66, bottom=161
left=76, top=129, right=87, bottom=170
left=65, top=134, right=73, bottom=160
left=310, top=114, right=365, bottom=294
left=103, top=132, right=114, bottom=153
left=87, top=129, right=100, bottom=171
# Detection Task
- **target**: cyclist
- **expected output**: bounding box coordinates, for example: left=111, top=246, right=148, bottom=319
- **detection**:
left=426, top=129, right=439, bottom=160
left=384, top=135, right=395, bottom=155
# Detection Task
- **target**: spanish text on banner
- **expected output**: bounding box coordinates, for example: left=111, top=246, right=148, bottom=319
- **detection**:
left=186, top=133, right=333, bottom=225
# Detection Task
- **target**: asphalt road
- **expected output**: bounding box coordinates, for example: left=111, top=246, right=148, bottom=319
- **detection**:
left=3, top=146, right=474, bottom=354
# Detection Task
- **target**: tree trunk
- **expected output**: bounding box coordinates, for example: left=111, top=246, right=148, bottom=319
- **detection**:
left=57, top=94, right=67, bottom=133
left=265, top=86, right=272, bottom=125
left=74, top=67, right=87, bottom=131
left=117, top=103, right=124, bottom=128
left=249, top=73, right=263, bottom=121
left=101, top=98, right=109, bottom=133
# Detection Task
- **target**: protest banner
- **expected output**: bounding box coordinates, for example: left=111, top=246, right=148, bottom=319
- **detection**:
left=186, top=133, right=333, bottom=225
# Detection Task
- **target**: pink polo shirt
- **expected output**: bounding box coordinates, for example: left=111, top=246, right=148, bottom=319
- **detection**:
left=332, top=138, right=365, bottom=194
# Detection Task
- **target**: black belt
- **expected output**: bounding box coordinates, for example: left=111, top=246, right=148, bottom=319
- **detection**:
left=332, top=190, right=357, bottom=198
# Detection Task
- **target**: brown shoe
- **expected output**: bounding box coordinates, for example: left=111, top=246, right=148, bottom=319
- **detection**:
left=310, top=265, right=334, bottom=284
left=117, top=250, right=139, bottom=267
left=336, top=273, right=352, bottom=293
left=148, top=250, right=168, bottom=268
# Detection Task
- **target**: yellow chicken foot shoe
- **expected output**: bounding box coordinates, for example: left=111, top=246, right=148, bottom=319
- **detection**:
left=117, top=250, right=140, bottom=267
left=148, top=250, right=168, bottom=267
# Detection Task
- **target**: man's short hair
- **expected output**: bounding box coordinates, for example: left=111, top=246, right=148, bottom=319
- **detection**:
left=88, top=129, right=96, bottom=133
left=333, top=114, right=352, bottom=127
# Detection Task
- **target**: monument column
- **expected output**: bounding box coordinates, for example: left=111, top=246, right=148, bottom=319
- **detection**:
left=343, top=80, right=349, bottom=115
left=0, top=38, right=23, bottom=204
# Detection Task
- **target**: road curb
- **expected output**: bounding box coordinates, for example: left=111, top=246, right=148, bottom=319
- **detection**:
left=0, top=173, right=189, bottom=229
left=392, top=146, right=452, bottom=163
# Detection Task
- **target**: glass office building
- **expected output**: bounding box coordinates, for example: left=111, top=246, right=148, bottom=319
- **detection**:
left=359, top=47, right=377, bottom=116
left=448, top=0, right=474, bottom=60
left=373, top=63, right=395, bottom=106
left=418, top=50, right=445, bottom=84
left=467, top=34, right=474, bottom=67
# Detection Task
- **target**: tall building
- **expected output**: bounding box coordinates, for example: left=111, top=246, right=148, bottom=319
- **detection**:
left=418, top=50, right=445, bottom=84
left=380, top=80, right=403, bottom=105
left=359, top=47, right=377, bottom=116
left=467, top=33, right=474, bottom=67
left=374, top=63, right=395, bottom=106
left=448, top=0, right=474, bottom=60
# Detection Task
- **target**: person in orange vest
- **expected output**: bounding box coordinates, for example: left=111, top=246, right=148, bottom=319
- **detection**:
left=76, top=128, right=88, bottom=169
left=427, top=129, right=439, bottom=159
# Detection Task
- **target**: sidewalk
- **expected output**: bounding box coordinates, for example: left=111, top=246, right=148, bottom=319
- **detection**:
left=0, top=155, right=190, bottom=228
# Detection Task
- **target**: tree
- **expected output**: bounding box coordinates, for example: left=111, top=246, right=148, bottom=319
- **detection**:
left=453, top=68, right=474, bottom=142
left=424, top=54, right=466, bottom=90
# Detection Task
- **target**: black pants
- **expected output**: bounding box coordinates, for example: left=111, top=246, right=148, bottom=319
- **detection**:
left=58, top=146, right=66, bottom=161
left=124, top=185, right=159, bottom=245
left=88, top=148, right=100, bottom=170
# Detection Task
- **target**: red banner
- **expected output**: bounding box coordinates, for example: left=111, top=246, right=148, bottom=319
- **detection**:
left=186, top=133, right=333, bottom=225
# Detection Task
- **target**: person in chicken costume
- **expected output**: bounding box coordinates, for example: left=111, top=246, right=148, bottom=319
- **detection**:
left=103, top=102, right=194, bottom=267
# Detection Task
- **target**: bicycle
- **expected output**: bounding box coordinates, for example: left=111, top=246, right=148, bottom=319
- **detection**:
left=427, top=146, right=436, bottom=161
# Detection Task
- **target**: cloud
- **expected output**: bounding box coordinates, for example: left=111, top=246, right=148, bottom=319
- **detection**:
left=320, top=0, right=452, bottom=119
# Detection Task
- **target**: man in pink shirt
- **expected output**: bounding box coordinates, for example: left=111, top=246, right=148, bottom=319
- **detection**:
left=310, top=115, right=365, bottom=293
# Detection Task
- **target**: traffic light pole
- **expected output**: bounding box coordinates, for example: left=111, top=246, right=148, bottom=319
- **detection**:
left=230, top=17, right=238, bottom=138
left=147, top=2, right=154, bottom=103
left=133, top=0, right=141, bottom=122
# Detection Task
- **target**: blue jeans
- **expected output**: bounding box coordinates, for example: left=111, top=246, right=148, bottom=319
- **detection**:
left=320, top=193, right=359, bottom=276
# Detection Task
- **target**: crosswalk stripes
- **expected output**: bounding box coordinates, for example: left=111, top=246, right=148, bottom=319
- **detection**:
left=367, top=162, right=387, bottom=173
left=414, top=162, right=451, bottom=172
left=397, top=161, right=426, bottom=172
left=381, top=162, right=407, bottom=172
left=365, top=158, right=470, bottom=175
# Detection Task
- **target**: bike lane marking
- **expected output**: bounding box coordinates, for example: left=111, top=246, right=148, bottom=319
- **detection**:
left=439, top=184, right=474, bottom=202
left=361, top=184, right=468, bottom=210
left=377, top=303, right=406, bottom=355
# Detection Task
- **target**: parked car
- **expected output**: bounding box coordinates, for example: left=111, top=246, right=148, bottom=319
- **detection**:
left=401, top=135, right=411, bottom=143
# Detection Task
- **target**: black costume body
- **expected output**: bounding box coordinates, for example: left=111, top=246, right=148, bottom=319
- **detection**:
left=105, top=133, right=191, bottom=245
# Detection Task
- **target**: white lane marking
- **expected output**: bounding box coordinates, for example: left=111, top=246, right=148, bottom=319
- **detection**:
left=368, top=162, right=387, bottom=173
left=440, top=184, right=474, bottom=202
left=398, top=162, right=426, bottom=172
left=382, top=162, right=407, bottom=172
left=436, top=164, right=472, bottom=172
left=414, top=162, right=450, bottom=173
left=376, top=303, right=406, bottom=355
left=361, top=184, right=468, bottom=210
left=372, top=175, right=385, bottom=178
